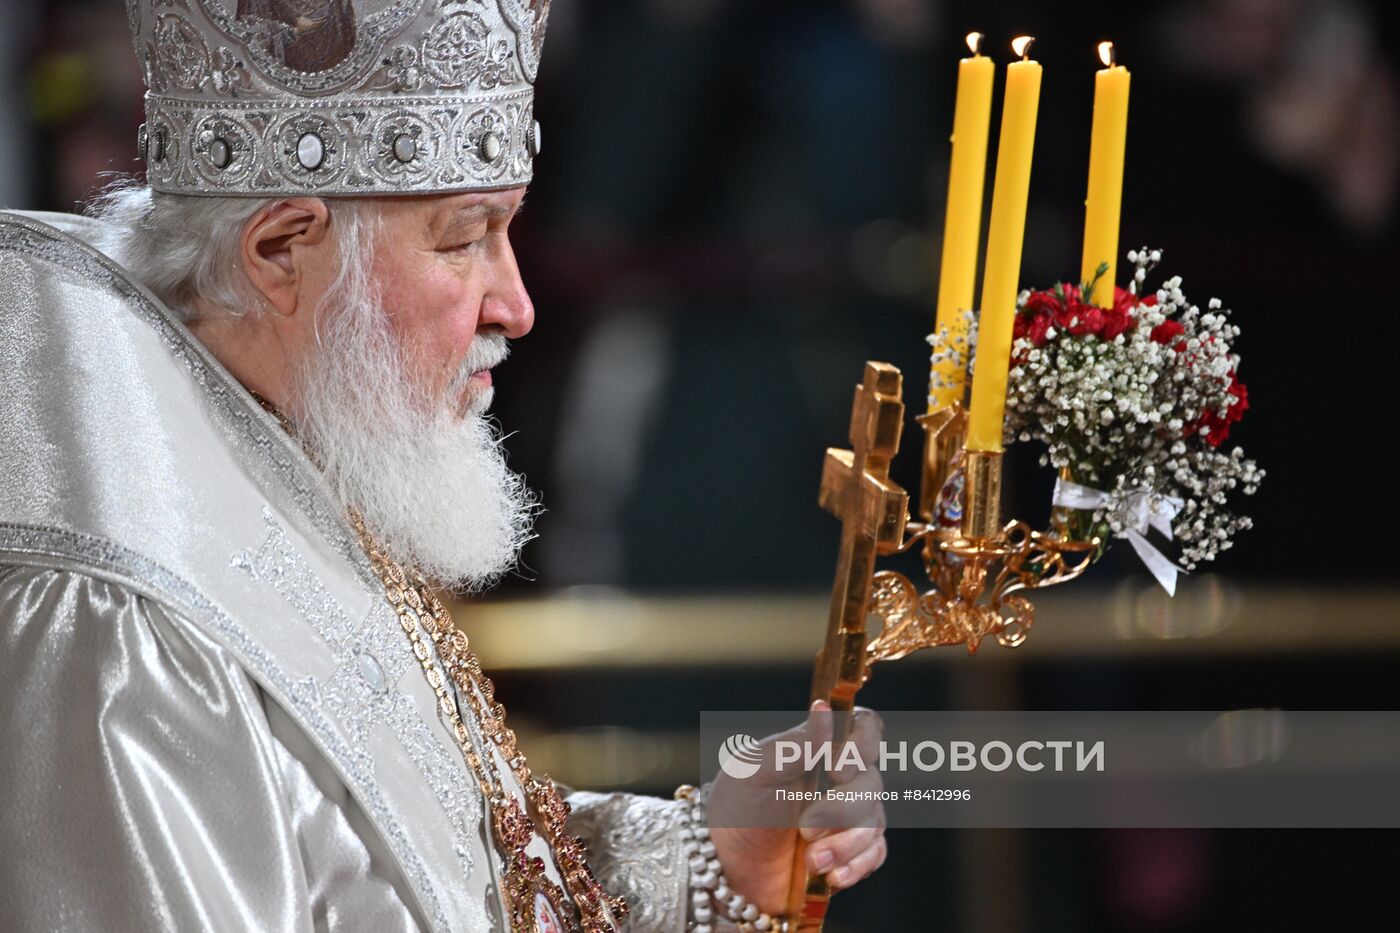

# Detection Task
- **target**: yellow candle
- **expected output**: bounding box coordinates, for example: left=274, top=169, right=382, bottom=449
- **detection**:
left=966, top=37, right=1043, bottom=453
left=1080, top=41, right=1131, bottom=309
left=930, top=33, right=995, bottom=412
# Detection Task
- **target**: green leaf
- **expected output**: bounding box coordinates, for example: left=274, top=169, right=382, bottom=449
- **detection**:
left=1082, top=261, right=1111, bottom=303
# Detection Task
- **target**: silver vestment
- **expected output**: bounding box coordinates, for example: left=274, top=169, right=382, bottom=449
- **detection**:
left=0, top=210, right=690, bottom=932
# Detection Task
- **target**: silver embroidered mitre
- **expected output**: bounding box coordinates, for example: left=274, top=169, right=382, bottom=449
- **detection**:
left=127, top=0, right=550, bottom=196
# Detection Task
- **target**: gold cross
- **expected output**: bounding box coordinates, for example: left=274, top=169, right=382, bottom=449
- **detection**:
left=789, top=362, right=911, bottom=930
left=811, top=361, right=909, bottom=709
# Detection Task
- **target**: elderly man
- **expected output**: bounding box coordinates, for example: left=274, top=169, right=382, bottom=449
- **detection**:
left=0, top=2, right=884, bottom=931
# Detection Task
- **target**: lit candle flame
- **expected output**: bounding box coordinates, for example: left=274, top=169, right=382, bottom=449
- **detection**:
left=966, top=32, right=984, bottom=56
left=1011, top=36, right=1036, bottom=60
left=1098, top=40, right=1116, bottom=68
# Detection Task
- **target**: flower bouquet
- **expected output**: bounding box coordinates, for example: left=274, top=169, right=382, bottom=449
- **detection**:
left=994, top=249, right=1263, bottom=593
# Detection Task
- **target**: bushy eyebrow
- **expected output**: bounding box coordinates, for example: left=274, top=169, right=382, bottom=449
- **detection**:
left=436, top=196, right=525, bottom=237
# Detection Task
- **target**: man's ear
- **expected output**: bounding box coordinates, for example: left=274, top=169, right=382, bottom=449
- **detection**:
left=240, top=198, right=332, bottom=317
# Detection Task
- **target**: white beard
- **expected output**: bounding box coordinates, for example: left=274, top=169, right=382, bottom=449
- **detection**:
left=291, top=278, right=537, bottom=591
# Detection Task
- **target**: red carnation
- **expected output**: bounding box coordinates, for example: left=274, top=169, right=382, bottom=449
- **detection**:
left=1112, top=285, right=1147, bottom=315
left=1151, top=320, right=1185, bottom=344
left=1024, top=287, right=1064, bottom=317
left=1188, top=379, right=1250, bottom=447
left=1068, top=305, right=1104, bottom=337
left=1053, top=299, right=1080, bottom=332
left=1020, top=282, right=1146, bottom=344
left=1028, top=313, right=1052, bottom=346
left=1012, top=309, right=1055, bottom=352
left=1100, top=307, right=1133, bottom=340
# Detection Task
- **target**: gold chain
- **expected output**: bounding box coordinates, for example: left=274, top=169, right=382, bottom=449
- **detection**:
left=353, top=515, right=628, bottom=932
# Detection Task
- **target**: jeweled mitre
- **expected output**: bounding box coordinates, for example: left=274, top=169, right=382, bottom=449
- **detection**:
left=127, top=0, right=550, bottom=196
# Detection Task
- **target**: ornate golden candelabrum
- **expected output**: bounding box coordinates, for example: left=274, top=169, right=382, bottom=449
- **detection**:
left=786, top=361, right=1100, bottom=930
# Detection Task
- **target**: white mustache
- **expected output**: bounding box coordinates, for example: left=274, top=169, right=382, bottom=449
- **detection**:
left=449, top=332, right=510, bottom=394
left=448, top=332, right=510, bottom=415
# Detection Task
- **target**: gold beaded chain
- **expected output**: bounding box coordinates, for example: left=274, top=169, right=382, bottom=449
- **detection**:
left=354, top=515, right=628, bottom=933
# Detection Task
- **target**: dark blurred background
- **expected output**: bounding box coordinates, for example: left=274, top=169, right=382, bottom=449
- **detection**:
left=5, top=1, right=1400, bottom=930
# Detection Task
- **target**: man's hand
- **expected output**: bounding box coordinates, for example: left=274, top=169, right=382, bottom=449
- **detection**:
left=706, top=701, right=888, bottom=916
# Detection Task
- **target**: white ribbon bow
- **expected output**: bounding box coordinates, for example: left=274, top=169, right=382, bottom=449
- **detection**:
left=1052, top=478, right=1188, bottom=596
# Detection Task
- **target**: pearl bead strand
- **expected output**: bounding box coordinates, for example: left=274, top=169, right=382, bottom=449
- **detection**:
left=675, top=785, right=787, bottom=933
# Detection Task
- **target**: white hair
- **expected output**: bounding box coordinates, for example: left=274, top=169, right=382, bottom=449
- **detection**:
left=86, top=181, right=376, bottom=323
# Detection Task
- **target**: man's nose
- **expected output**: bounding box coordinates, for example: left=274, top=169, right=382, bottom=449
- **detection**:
left=481, top=247, right=534, bottom=339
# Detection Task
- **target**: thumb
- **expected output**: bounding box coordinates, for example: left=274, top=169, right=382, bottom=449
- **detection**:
left=764, top=699, right=831, bottom=748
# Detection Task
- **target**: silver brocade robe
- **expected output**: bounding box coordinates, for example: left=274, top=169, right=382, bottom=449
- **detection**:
left=0, top=211, right=691, bottom=932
